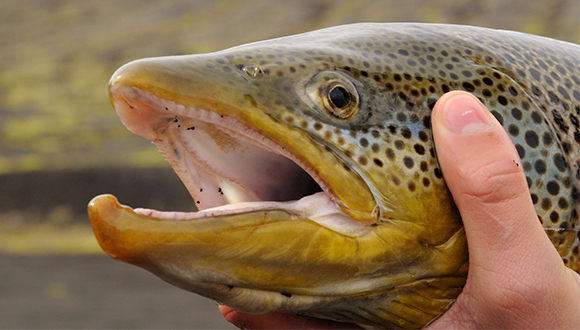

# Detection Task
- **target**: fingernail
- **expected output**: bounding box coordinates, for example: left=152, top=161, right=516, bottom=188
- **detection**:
left=443, top=95, right=494, bottom=134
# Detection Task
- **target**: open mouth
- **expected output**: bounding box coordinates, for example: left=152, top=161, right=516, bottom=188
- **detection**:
left=106, top=85, right=369, bottom=235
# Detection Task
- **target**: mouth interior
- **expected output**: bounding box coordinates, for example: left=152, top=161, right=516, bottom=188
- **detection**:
left=173, top=115, right=324, bottom=211
left=115, top=87, right=329, bottom=219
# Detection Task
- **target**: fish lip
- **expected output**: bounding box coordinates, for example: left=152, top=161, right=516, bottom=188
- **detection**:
left=108, top=84, right=346, bottom=220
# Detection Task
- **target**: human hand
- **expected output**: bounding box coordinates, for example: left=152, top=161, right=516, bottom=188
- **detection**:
left=219, top=91, right=580, bottom=329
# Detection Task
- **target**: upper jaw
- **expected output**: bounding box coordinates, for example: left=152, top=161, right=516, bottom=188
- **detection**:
left=108, top=56, right=379, bottom=223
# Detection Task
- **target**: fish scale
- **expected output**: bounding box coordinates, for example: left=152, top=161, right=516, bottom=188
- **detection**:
left=90, top=23, right=580, bottom=328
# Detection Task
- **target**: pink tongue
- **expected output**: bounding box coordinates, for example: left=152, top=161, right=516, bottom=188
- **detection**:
left=176, top=120, right=318, bottom=203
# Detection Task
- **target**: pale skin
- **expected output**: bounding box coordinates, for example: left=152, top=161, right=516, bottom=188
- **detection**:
left=219, top=91, right=580, bottom=329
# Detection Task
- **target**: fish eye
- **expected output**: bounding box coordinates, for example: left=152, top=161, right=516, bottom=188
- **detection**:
left=323, top=82, right=358, bottom=120
left=305, top=71, right=360, bottom=121
left=329, top=86, right=351, bottom=108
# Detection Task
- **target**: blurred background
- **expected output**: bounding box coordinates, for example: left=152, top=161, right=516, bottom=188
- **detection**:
left=0, top=0, right=578, bottom=328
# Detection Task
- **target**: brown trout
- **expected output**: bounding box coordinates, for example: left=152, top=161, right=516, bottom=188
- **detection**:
left=88, top=23, right=580, bottom=328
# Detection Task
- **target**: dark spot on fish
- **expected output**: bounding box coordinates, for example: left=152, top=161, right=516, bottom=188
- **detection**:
left=541, top=198, right=552, bottom=211
left=508, top=124, right=519, bottom=137
left=394, top=140, right=405, bottom=150
left=482, top=77, right=493, bottom=86
left=515, top=144, right=525, bottom=159
left=524, top=131, right=539, bottom=148
left=462, top=82, right=475, bottom=92
left=358, top=156, right=368, bottom=166
left=491, top=110, right=504, bottom=126
left=196, top=201, right=200, bottom=204
left=400, top=127, right=412, bottom=139
left=396, top=113, right=407, bottom=123
left=531, top=193, right=538, bottom=205
left=531, top=84, right=542, bottom=97
left=554, top=154, right=566, bottom=172
left=281, top=292, right=292, bottom=298
left=403, top=156, right=414, bottom=169
left=534, top=159, right=547, bottom=175
left=420, top=161, right=428, bottom=172
left=228, top=285, right=234, bottom=290
left=313, top=123, right=323, bottom=131
left=552, top=110, right=569, bottom=133
left=548, top=91, right=560, bottom=104
left=497, top=95, right=508, bottom=106
left=547, top=181, right=560, bottom=196
left=407, top=181, right=416, bottom=192
left=422, top=177, right=430, bottom=187
left=563, top=141, right=572, bottom=154
left=550, top=211, right=559, bottom=223
left=508, top=86, right=518, bottom=96
left=187, top=126, right=195, bottom=130
left=371, top=143, right=380, bottom=153
left=426, top=98, right=437, bottom=111
left=392, top=176, right=401, bottom=186
left=559, top=197, right=569, bottom=209
left=398, top=49, right=409, bottom=56
left=543, top=132, right=553, bottom=146
left=531, top=111, right=542, bottom=124
left=434, top=167, right=443, bottom=179
left=511, top=107, right=522, bottom=120
left=385, top=148, right=395, bottom=160
left=360, top=138, right=369, bottom=147
left=418, top=131, right=429, bottom=142
left=413, top=144, right=425, bottom=155
left=529, top=68, right=541, bottom=81
left=373, top=158, right=383, bottom=167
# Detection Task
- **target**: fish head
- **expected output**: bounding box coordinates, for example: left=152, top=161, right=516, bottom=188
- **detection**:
left=90, top=24, right=469, bottom=328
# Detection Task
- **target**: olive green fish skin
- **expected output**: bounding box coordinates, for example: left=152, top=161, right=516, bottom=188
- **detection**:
left=103, top=24, right=580, bottom=328
left=199, top=23, right=580, bottom=269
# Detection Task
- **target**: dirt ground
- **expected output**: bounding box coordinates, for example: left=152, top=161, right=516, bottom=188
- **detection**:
left=0, top=254, right=235, bottom=329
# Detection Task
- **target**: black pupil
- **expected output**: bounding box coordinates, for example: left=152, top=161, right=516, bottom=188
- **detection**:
left=329, top=86, right=350, bottom=108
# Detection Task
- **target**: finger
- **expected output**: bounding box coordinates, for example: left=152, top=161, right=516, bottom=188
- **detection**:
left=219, top=305, right=361, bottom=330
left=431, top=91, right=560, bottom=269
left=429, top=91, right=579, bottom=328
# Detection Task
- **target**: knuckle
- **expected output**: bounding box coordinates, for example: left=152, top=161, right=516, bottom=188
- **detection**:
left=457, top=157, right=529, bottom=206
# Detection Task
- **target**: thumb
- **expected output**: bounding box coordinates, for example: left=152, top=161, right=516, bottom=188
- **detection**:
left=431, top=91, right=553, bottom=266
left=430, top=91, right=578, bottom=327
